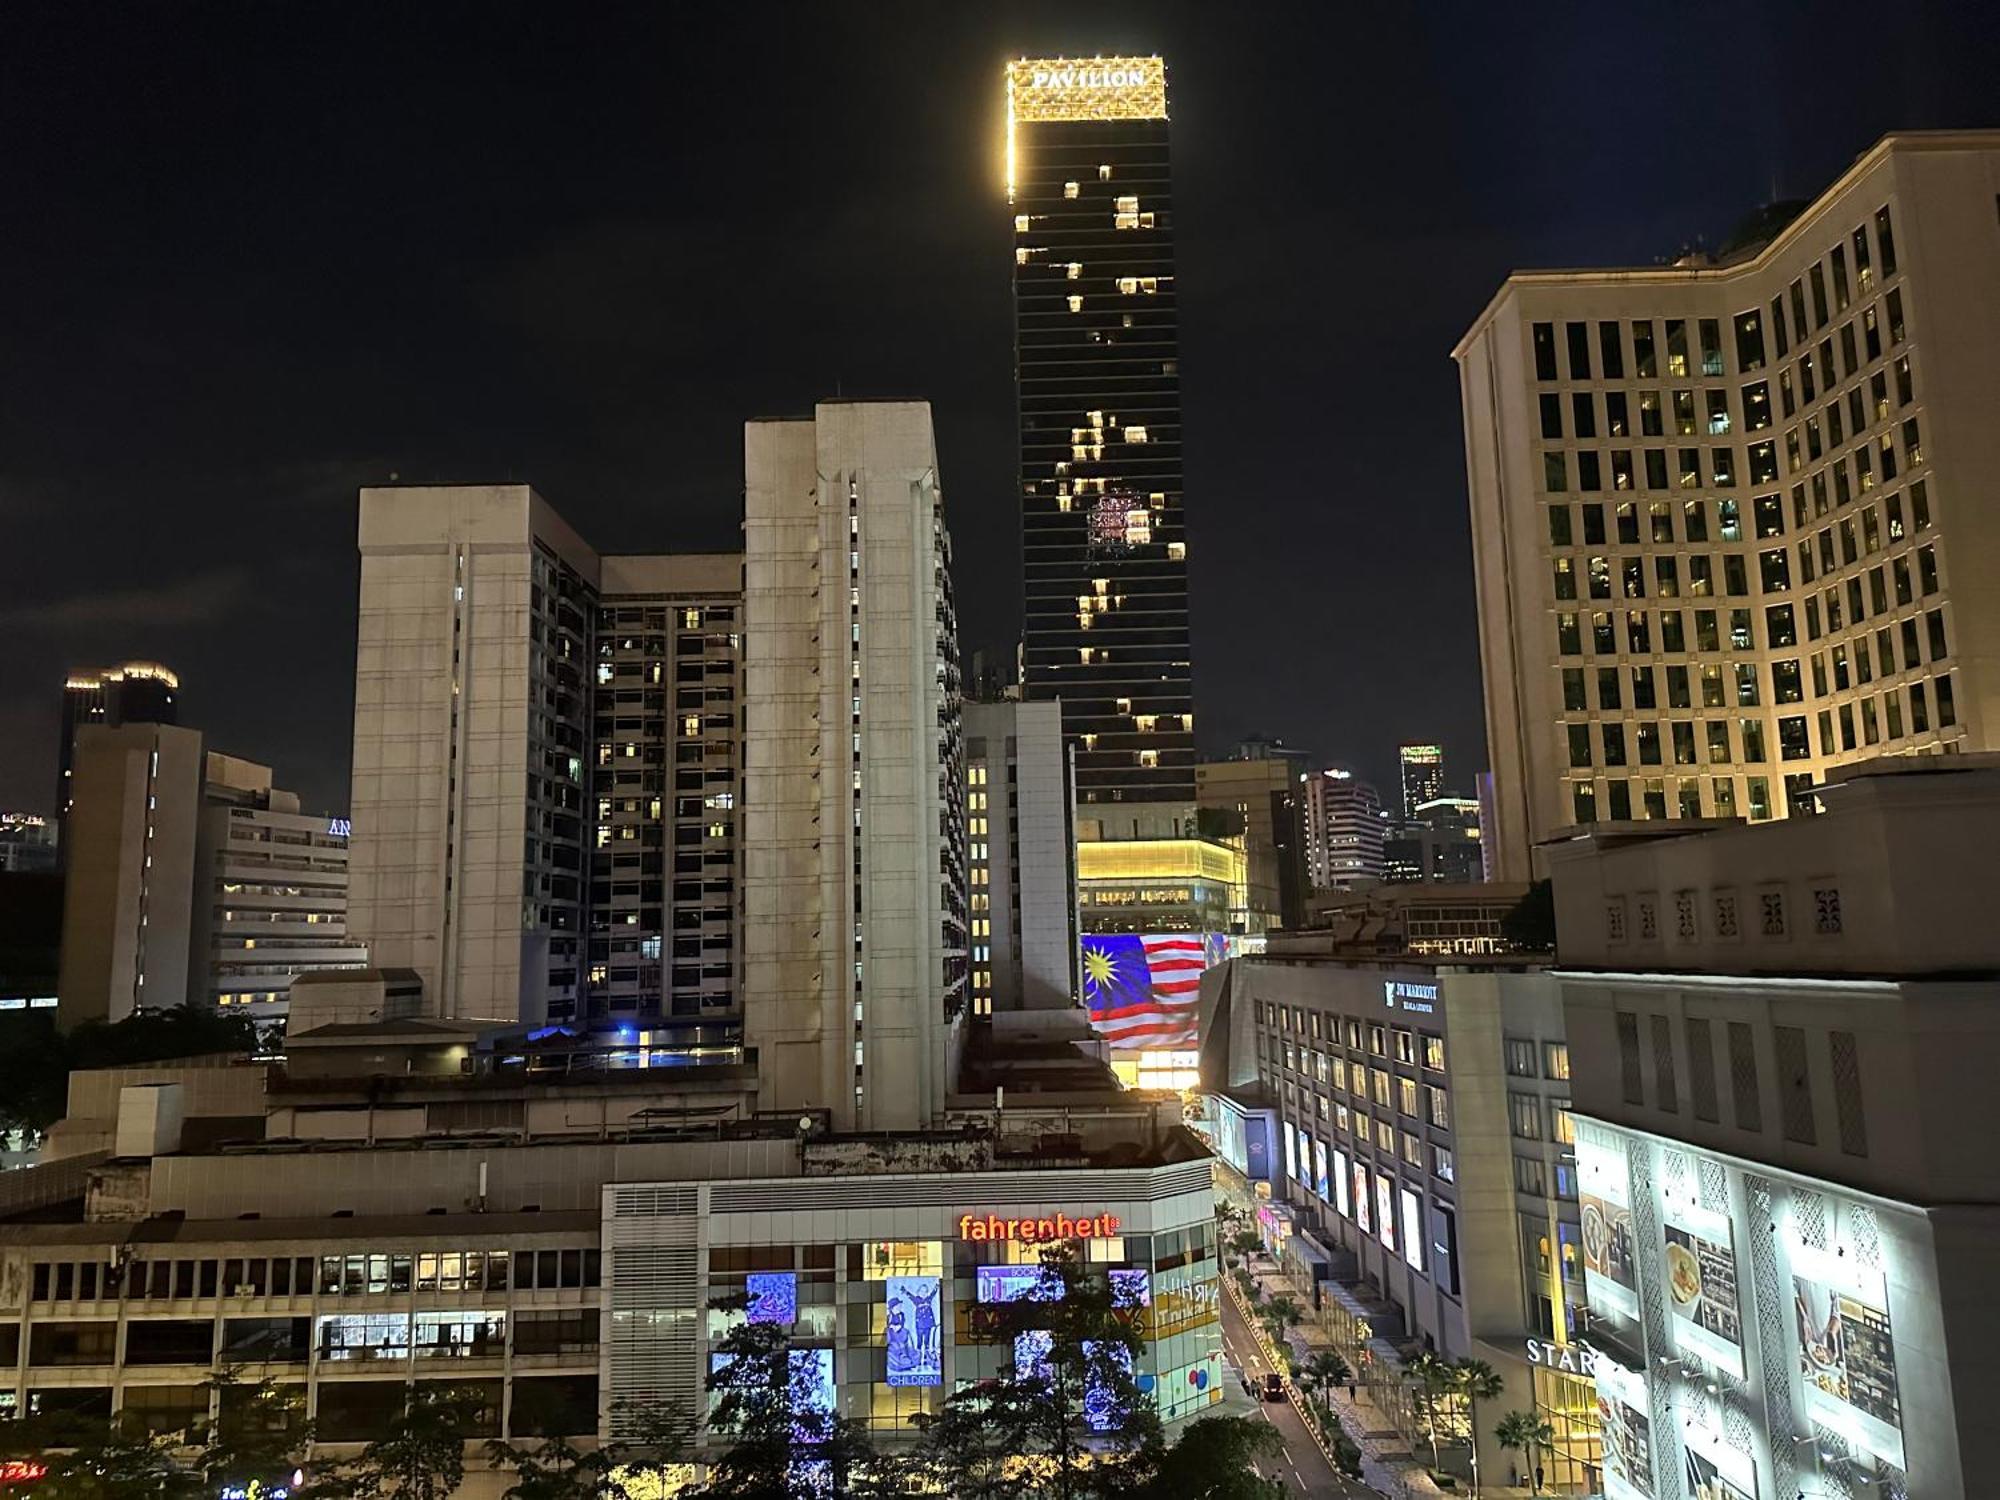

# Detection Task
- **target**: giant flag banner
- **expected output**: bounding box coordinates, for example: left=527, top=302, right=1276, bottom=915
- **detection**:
left=1080, top=933, right=1218, bottom=1049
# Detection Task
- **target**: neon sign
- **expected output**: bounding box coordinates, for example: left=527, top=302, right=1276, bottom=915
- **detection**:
left=327, top=817, right=351, bottom=839
left=958, top=1211, right=1122, bottom=1243
left=0, top=1462, right=48, bottom=1485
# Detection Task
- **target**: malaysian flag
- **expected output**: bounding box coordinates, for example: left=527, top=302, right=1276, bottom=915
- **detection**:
left=1080, top=933, right=1215, bottom=1049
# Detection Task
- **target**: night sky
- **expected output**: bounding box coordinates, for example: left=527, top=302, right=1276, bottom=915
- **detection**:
left=5, top=2, right=1998, bottom=816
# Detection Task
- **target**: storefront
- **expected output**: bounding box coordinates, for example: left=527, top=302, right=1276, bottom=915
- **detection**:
left=604, top=1157, right=1223, bottom=1442
left=1525, top=1339, right=1604, bottom=1494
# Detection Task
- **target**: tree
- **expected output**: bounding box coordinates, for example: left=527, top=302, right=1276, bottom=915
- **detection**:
left=1133, top=1416, right=1284, bottom=1499
left=482, top=1434, right=627, bottom=1500
left=1296, top=1350, right=1351, bottom=1393
left=1226, top=1230, right=1261, bottom=1262
left=0, top=1407, right=200, bottom=1499
left=1452, top=1358, right=1505, bottom=1496
left=188, top=1374, right=313, bottom=1497
left=699, top=1294, right=892, bottom=1499
left=1258, top=1293, right=1303, bottom=1360
left=0, top=1004, right=259, bottom=1137
left=1402, top=1351, right=1459, bottom=1474
left=1493, top=1410, right=1553, bottom=1495
left=608, top=1397, right=697, bottom=1498
left=1501, top=880, right=1556, bottom=952
left=910, top=1245, right=1159, bottom=1500
left=336, top=1386, right=477, bottom=1500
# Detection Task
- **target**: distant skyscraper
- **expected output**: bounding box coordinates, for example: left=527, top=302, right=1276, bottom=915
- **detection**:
left=57, top=662, right=178, bottom=841
left=1008, top=56, right=1194, bottom=807
left=1458, top=132, right=2000, bottom=877
left=1301, top=769, right=1384, bottom=892
left=1398, top=743, right=1445, bottom=820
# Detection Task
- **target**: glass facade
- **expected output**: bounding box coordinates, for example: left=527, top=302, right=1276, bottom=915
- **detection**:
left=1010, top=58, right=1194, bottom=805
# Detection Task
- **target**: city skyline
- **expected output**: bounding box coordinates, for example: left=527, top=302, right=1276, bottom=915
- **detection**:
left=10, top=6, right=1998, bottom=814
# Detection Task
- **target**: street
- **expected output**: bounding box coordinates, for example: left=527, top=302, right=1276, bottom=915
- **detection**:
left=1218, top=1279, right=1376, bottom=1498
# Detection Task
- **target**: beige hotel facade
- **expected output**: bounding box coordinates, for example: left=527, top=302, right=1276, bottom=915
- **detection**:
left=1456, top=132, right=2000, bottom=878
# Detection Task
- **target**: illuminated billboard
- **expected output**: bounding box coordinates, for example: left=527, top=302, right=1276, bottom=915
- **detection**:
left=1006, top=56, right=1168, bottom=125
left=745, top=1271, right=796, bottom=1326
left=1080, top=932, right=1223, bottom=1049
left=1792, top=1242, right=1904, bottom=1467
left=1578, top=1140, right=1639, bottom=1322
left=1661, top=1200, right=1743, bottom=1378
left=1595, top=1355, right=1656, bottom=1500
left=884, top=1276, right=941, bottom=1387
left=977, top=1265, right=1056, bottom=1304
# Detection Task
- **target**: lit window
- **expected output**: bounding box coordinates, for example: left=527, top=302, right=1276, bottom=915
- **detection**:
left=1013, top=215, right=1029, bottom=234
left=1066, top=262, right=1083, bottom=280
left=1067, top=295, right=1083, bottom=313
left=1125, top=426, right=1148, bottom=444
left=1015, top=248, right=1030, bottom=266
left=1137, top=750, right=1159, bottom=768
left=1098, top=164, right=1112, bottom=181
left=1167, top=542, right=1186, bottom=561
left=1063, top=181, right=1079, bottom=200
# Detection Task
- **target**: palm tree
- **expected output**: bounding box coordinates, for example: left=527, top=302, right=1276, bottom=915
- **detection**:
left=1298, top=1350, right=1351, bottom=1393
left=1453, top=1358, right=1505, bottom=1495
left=1403, top=1351, right=1458, bottom=1473
left=1494, top=1409, right=1554, bottom=1495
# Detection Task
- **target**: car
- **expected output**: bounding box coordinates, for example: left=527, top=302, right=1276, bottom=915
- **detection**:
left=1261, top=1371, right=1286, bottom=1402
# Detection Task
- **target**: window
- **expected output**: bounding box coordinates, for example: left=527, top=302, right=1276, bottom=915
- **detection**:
left=1432, top=1145, right=1455, bottom=1182
left=1422, top=1034, right=1445, bottom=1072
left=1504, top=1038, right=1538, bottom=1077
left=1508, top=1092, right=1543, bottom=1140
left=1425, top=1085, right=1450, bottom=1130
left=1543, top=1043, right=1570, bottom=1081
left=1532, top=323, right=1558, bottom=381
left=1514, top=1155, right=1547, bottom=1195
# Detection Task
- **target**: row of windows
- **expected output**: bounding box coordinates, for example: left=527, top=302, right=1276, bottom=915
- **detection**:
left=1257, top=1000, right=1444, bottom=1070
left=27, top=1249, right=600, bottom=1304
left=1530, top=206, right=1899, bottom=386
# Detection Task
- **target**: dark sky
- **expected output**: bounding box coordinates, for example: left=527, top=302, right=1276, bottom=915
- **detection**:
left=5, top=2, right=1998, bottom=817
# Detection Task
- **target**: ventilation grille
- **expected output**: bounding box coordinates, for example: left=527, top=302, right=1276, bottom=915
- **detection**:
left=1830, top=1030, right=1868, bottom=1158
left=1686, top=1017, right=1719, bottom=1123
left=1774, top=1025, right=1817, bottom=1145
left=609, top=1185, right=699, bottom=1219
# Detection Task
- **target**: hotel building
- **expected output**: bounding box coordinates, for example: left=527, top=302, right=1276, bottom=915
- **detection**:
left=1547, top=756, right=2000, bottom=1499
left=1301, top=768, right=1385, bottom=892
left=56, top=663, right=179, bottom=846
left=1457, top=132, right=2000, bottom=878
left=1010, top=56, right=1194, bottom=807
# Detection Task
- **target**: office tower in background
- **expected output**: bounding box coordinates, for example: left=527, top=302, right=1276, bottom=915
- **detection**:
left=1458, top=132, right=2000, bottom=878
left=741, top=400, right=966, bottom=1132
left=56, top=662, right=179, bottom=843
left=1195, top=755, right=1307, bottom=934
left=1301, top=768, right=1385, bottom=892
left=1397, top=742, right=1445, bottom=820
left=964, top=697, right=1080, bottom=1015
left=0, top=814, right=58, bottom=873
left=1010, top=57, right=1194, bottom=807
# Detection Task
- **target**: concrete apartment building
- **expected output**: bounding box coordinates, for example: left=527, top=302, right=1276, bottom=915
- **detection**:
left=1457, top=132, right=2000, bottom=878
left=963, top=697, right=1079, bottom=1016
left=1202, top=945, right=1595, bottom=1491
left=740, top=401, right=967, bottom=1133
left=58, top=726, right=358, bottom=1034
left=347, top=485, right=745, bottom=1036
left=1546, top=756, right=2000, bottom=1500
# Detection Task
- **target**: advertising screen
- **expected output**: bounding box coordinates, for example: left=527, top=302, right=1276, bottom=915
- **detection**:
left=884, top=1276, right=941, bottom=1387
left=1683, top=1444, right=1756, bottom=1500
left=1792, top=1243, right=1904, bottom=1468
left=1313, top=1139, right=1329, bottom=1202
left=1579, top=1140, right=1639, bottom=1321
left=709, top=1348, right=834, bottom=1440
left=1014, top=1329, right=1053, bottom=1381
left=1081, top=1339, right=1133, bottom=1432
left=1352, top=1161, right=1371, bottom=1233
left=1374, top=1173, right=1396, bottom=1251
left=1283, top=1124, right=1298, bottom=1185
left=1661, top=1201, right=1743, bottom=1377
left=1399, top=1188, right=1424, bottom=1271
left=1296, top=1126, right=1313, bottom=1185
left=745, top=1271, right=797, bottom=1326
left=1079, top=932, right=1218, bottom=1049
left=1110, top=1268, right=1151, bottom=1308
left=1332, top=1148, right=1350, bottom=1217
left=1595, top=1356, right=1656, bottom=1500
left=977, top=1265, right=1057, bottom=1304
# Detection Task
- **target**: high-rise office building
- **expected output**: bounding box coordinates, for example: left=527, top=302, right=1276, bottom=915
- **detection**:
left=1397, top=742, right=1445, bottom=819
left=964, top=698, right=1079, bottom=1016
left=0, top=813, right=58, bottom=873
left=741, top=401, right=966, bottom=1132
left=1009, top=57, right=1194, bottom=807
left=1458, top=131, right=2000, bottom=878
left=347, top=483, right=746, bottom=1036
left=56, top=662, right=178, bottom=841
left=1195, top=756, right=1307, bottom=934
left=1301, top=768, right=1385, bottom=892
left=59, top=726, right=357, bottom=1031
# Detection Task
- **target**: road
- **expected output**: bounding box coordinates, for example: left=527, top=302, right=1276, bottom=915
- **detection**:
left=1218, top=1282, right=1374, bottom=1498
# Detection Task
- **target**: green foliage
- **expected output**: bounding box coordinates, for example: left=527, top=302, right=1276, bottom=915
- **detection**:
left=909, top=1245, right=1158, bottom=1499
left=1493, top=1409, right=1555, bottom=1495
left=0, top=1408, right=200, bottom=1499
left=481, top=1433, right=626, bottom=1500
left=1226, top=1230, right=1262, bottom=1260
left=1403, top=1351, right=1460, bottom=1473
left=1134, top=1415, right=1284, bottom=1498
left=335, top=1386, right=476, bottom=1500
left=190, top=1374, right=313, bottom=1495
left=1452, top=1358, right=1505, bottom=1495
left=1297, top=1350, right=1351, bottom=1391
left=0, top=1005, right=258, bottom=1134
left=1501, top=880, right=1556, bottom=952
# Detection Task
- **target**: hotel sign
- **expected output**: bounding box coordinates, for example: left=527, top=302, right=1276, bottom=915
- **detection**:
left=1007, top=56, right=1167, bottom=123
left=959, top=1211, right=1122, bottom=1243
left=1525, top=1338, right=1600, bottom=1376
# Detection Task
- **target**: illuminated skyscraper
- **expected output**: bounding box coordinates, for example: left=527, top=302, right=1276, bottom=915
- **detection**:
left=1398, top=742, right=1445, bottom=819
left=1009, top=56, right=1194, bottom=808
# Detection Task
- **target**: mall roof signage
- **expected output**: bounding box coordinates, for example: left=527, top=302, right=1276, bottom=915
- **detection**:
left=959, top=1211, right=1122, bottom=1243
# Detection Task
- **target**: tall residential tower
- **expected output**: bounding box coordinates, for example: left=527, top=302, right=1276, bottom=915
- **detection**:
left=1010, top=56, right=1194, bottom=808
